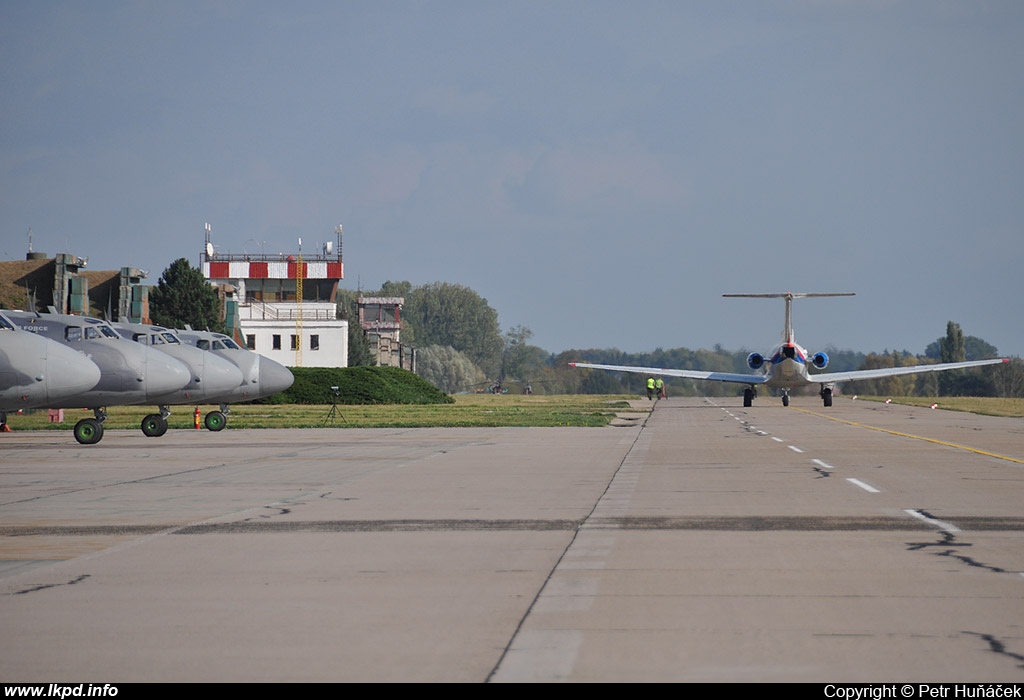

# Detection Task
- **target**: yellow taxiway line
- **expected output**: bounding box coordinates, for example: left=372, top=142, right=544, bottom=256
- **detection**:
left=795, top=408, right=1024, bottom=465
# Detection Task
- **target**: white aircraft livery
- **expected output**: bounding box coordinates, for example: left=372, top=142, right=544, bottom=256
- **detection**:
left=570, top=292, right=1009, bottom=407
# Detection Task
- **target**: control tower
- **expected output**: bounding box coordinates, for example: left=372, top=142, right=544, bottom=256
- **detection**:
left=201, top=224, right=348, bottom=368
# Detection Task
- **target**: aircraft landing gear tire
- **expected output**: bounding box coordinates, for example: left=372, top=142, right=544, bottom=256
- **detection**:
left=743, top=388, right=754, bottom=408
left=205, top=410, right=227, bottom=432
left=782, top=394, right=790, bottom=407
left=822, top=388, right=833, bottom=407
left=141, top=413, right=168, bottom=437
left=74, top=418, right=104, bottom=445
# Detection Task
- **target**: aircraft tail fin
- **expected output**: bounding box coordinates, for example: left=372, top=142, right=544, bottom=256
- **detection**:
left=723, top=292, right=855, bottom=344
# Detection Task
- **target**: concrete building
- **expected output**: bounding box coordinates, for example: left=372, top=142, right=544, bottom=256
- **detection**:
left=358, top=296, right=414, bottom=370
left=0, top=253, right=149, bottom=323
left=201, top=231, right=348, bottom=369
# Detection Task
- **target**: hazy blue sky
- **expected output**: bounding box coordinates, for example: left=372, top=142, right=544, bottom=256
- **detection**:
left=3, top=1, right=1022, bottom=357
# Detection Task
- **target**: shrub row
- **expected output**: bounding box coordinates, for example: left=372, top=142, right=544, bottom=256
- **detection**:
left=253, top=366, right=454, bottom=405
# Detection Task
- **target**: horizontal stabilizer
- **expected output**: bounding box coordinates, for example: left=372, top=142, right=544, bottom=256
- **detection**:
left=722, top=292, right=856, bottom=299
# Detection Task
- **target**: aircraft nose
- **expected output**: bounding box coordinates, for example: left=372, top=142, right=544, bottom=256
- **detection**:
left=145, top=349, right=192, bottom=398
left=199, top=354, right=246, bottom=396
left=45, top=344, right=102, bottom=402
left=258, top=357, right=295, bottom=397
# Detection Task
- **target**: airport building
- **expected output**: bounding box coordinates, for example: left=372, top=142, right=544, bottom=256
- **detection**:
left=0, top=252, right=150, bottom=323
left=358, top=296, right=415, bottom=370
left=1, top=226, right=414, bottom=372
left=201, top=228, right=348, bottom=369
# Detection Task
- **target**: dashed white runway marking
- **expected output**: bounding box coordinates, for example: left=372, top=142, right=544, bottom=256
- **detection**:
left=787, top=445, right=804, bottom=453
left=846, top=478, right=880, bottom=493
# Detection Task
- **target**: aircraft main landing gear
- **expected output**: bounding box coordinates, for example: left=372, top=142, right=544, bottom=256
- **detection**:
left=743, top=387, right=757, bottom=408
left=74, top=408, right=107, bottom=445
left=820, top=385, right=834, bottom=407
left=204, top=410, right=227, bottom=431
left=141, top=408, right=171, bottom=438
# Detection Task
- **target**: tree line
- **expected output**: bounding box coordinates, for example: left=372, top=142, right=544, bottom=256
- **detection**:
left=342, top=281, right=1022, bottom=399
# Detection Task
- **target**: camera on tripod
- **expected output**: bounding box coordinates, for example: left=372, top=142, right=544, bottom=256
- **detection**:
left=324, top=386, right=345, bottom=424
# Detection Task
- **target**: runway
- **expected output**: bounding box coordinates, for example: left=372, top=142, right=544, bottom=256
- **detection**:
left=1, top=397, right=1023, bottom=682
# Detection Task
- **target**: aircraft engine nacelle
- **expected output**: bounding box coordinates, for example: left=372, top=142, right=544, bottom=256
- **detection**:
left=747, top=352, right=765, bottom=370
left=811, top=351, right=829, bottom=369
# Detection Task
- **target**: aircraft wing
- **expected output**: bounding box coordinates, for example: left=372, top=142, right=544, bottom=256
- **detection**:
left=806, top=358, right=1009, bottom=384
left=569, top=362, right=770, bottom=385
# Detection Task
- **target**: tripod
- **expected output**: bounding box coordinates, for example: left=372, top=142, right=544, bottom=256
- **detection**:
left=323, top=389, right=346, bottom=426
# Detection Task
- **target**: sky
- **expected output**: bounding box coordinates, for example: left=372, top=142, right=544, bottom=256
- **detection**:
left=2, top=1, right=1022, bottom=358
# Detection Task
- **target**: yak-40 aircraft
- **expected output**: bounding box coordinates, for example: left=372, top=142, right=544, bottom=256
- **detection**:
left=570, top=292, right=1009, bottom=408
left=1, top=311, right=103, bottom=430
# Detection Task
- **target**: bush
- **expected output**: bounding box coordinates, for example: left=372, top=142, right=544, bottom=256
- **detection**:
left=254, top=366, right=453, bottom=405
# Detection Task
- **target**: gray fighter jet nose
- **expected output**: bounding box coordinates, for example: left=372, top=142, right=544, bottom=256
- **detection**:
left=258, top=357, right=295, bottom=396
left=144, top=349, right=192, bottom=398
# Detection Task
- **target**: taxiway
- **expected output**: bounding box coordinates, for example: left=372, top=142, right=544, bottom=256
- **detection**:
left=1, top=398, right=1022, bottom=682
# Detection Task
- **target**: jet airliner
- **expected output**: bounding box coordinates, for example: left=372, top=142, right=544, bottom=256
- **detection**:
left=570, top=292, right=1009, bottom=407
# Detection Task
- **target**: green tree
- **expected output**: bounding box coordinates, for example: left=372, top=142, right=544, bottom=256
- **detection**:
left=379, top=280, right=413, bottom=299
left=938, top=321, right=966, bottom=396
left=415, top=345, right=487, bottom=393
left=403, top=282, right=503, bottom=378
left=993, top=357, right=1024, bottom=398
left=149, top=258, right=224, bottom=333
left=501, top=325, right=539, bottom=381
left=939, top=321, right=966, bottom=364
left=926, top=334, right=998, bottom=361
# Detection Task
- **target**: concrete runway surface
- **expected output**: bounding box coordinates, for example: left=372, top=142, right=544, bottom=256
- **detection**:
left=1, top=397, right=1023, bottom=682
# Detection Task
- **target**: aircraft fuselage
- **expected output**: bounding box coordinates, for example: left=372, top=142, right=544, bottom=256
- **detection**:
left=5, top=311, right=191, bottom=408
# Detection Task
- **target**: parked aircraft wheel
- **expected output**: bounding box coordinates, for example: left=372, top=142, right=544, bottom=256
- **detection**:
left=141, top=414, right=168, bottom=437
left=822, top=388, right=833, bottom=407
left=74, top=418, right=104, bottom=445
left=743, top=388, right=754, bottom=408
left=205, top=410, right=227, bottom=432
left=782, top=394, right=790, bottom=407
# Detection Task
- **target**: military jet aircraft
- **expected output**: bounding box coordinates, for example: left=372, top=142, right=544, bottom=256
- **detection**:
left=5, top=310, right=192, bottom=443
left=175, top=328, right=294, bottom=430
left=570, top=292, right=1008, bottom=407
left=111, top=321, right=245, bottom=437
left=1, top=311, right=103, bottom=430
